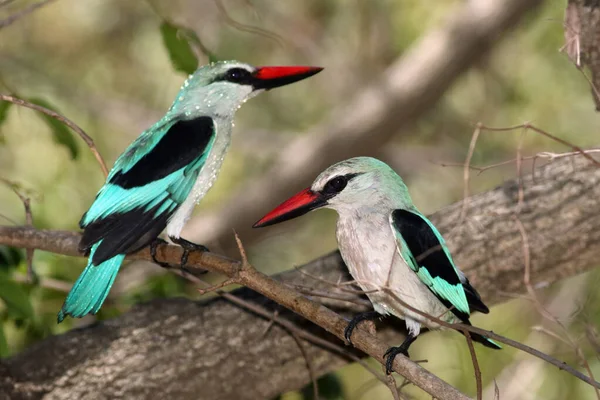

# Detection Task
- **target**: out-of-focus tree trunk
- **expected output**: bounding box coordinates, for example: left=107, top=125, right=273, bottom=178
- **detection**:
left=1, top=155, right=599, bottom=400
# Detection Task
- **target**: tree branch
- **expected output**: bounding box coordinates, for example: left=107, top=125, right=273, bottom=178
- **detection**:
left=1, top=155, right=599, bottom=399
left=183, top=0, right=545, bottom=252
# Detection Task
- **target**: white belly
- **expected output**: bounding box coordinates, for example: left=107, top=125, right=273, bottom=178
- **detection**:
left=166, top=124, right=231, bottom=238
left=336, top=213, right=458, bottom=335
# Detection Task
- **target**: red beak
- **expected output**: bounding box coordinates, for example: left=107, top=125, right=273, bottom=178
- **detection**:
left=253, top=188, right=326, bottom=228
left=252, top=66, right=323, bottom=90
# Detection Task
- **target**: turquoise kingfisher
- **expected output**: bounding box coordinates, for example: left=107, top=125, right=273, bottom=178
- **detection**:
left=58, top=61, right=322, bottom=322
left=253, top=157, right=500, bottom=373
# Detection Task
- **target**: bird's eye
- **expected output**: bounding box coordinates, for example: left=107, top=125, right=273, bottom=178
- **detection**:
left=223, top=68, right=251, bottom=83
left=323, top=176, right=348, bottom=194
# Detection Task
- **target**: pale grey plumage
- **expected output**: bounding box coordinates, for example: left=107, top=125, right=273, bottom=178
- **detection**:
left=167, top=61, right=258, bottom=238
left=311, top=157, right=459, bottom=336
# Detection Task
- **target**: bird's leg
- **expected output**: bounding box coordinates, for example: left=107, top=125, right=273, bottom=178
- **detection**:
left=168, top=236, right=209, bottom=273
left=383, top=333, right=418, bottom=374
left=150, top=238, right=171, bottom=269
left=344, top=311, right=381, bottom=345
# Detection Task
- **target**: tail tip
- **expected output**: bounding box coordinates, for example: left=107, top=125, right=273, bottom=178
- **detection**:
left=57, top=310, right=67, bottom=324
left=485, top=338, right=502, bottom=350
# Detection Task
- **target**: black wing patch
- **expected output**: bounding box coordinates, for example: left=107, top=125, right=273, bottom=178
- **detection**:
left=391, top=209, right=470, bottom=322
left=391, top=209, right=460, bottom=286
left=80, top=202, right=171, bottom=265
left=462, top=278, right=490, bottom=314
left=110, top=116, right=214, bottom=189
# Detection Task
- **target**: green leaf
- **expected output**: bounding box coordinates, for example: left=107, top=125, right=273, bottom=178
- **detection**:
left=0, top=246, right=23, bottom=271
left=0, top=101, right=10, bottom=143
left=0, top=101, right=11, bottom=125
left=301, top=374, right=344, bottom=400
left=183, top=29, right=219, bottom=64
left=160, top=22, right=198, bottom=75
left=0, top=274, right=34, bottom=319
left=27, top=97, right=78, bottom=159
left=0, top=322, right=8, bottom=357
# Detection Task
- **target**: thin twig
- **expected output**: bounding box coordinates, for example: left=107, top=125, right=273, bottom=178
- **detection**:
left=0, top=0, right=58, bottom=30
left=378, top=287, right=600, bottom=389
left=462, top=330, right=482, bottom=400
left=0, top=178, right=36, bottom=281
left=213, top=0, right=285, bottom=47
left=286, top=283, right=372, bottom=307
left=480, top=123, right=600, bottom=168
left=196, top=277, right=238, bottom=295
left=385, top=374, right=401, bottom=400
left=0, top=94, right=109, bottom=176
left=460, top=122, right=481, bottom=222
left=12, top=272, right=71, bottom=292
left=289, top=330, right=320, bottom=400
left=514, top=216, right=600, bottom=400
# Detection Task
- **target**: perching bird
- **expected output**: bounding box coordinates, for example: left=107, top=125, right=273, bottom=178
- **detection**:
left=253, top=157, right=500, bottom=373
left=58, top=61, right=322, bottom=322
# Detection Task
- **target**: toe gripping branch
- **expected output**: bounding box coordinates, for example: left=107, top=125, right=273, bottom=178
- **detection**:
left=383, top=334, right=418, bottom=374
left=150, top=237, right=209, bottom=273
left=344, top=311, right=380, bottom=345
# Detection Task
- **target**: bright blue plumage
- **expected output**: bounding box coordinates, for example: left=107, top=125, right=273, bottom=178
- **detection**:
left=59, top=61, right=322, bottom=322
left=58, top=243, right=125, bottom=322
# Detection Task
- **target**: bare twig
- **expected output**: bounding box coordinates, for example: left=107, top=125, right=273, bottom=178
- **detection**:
left=0, top=226, right=468, bottom=399
left=460, top=122, right=481, bottom=222
left=514, top=215, right=600, bottom=399
left=183, top=0, right=546, bottom=249
left=12, top=272, right=71, bottom=292
left=0, top=177, right=36, bottom=281
left=196, top=277, right=238, bottom=295
left=213, top=0, right=285, bottom=47
left=0, top=0, right=58, bottom=30
left=385, top=374, right=401, bottom=400
left=0, top=94, right=109, bottom=176
left=480, top=123, right=600, bottom=168
left=379, top=287, right=600, bottom=390
left=289, top=330, right=320, bottom=400
left=462, top=330, right=482, bottom=400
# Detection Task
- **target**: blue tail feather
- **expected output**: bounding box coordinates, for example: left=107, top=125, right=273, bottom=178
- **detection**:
left=58, top=242, right=125, bottom=323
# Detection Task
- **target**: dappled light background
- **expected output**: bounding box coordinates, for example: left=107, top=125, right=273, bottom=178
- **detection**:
left=1, top=0, right=600, bottom=399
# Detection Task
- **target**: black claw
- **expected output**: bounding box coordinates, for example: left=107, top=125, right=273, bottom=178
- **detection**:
left=150, top=238, right=171, bottom=268
left=344, top=311, right=380, bottom=345
left=169, top=236, right=209, bottom=273
left=383, top=334, right=418, bottom=375
left=384, top=346, right=410, bottom=375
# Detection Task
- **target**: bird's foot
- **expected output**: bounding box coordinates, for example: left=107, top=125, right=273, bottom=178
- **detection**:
left=383, top=345, right=410, bottom=375
left=383, top=334, right=417, bottom=374
left=344, top=311, right=380, bottom=345
left=169, top=236, right=209, bottom=274
left=150, top=238, right=171, bottom=269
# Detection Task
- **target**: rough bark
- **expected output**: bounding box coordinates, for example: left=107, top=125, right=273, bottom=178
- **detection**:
left=1, top=155, right=599, bottom=399
left=184, top=0, right=546, bottom=253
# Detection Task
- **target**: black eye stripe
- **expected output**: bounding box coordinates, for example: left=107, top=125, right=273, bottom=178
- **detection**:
left=321, top=173, right=360, bottom=196
left=220, top=68, right=253, bottom=84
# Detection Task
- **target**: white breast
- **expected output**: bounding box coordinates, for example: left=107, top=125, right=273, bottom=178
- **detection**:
left=336, top=211, right=458, bottom=334
left=166, top=119, right=232, bottom=238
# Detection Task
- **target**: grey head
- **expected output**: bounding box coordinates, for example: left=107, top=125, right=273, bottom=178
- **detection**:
left=168, top=60, right=323, bottom=119
left=254, top=157, right=416, bottom=228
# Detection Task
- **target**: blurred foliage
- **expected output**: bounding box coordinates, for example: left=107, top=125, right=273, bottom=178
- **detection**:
left=27, top=97, right=79, bottom=158
left=160, top=21, right=199, bottom=75
left=1, top=0, right=600, bottom=399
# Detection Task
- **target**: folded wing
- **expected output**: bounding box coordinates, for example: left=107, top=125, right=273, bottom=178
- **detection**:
left=389, top=209, right=471, bottom=321
left=79, top=116, right=216, bottom=265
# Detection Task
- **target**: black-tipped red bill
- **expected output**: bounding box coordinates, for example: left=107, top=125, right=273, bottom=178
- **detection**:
left=252, top=66, right=323, bottom=90
left=253, top=188, right=326, bottom=228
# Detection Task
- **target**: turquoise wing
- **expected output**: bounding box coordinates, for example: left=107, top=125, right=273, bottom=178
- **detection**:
left=389, top=209, right=470, bottom=319
left=79, top=116, right=216, bottom=266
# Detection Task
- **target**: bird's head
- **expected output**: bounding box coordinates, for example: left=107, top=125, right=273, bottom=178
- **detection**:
left=170, top=60, right=322, bottom=118
left=253, top=157, right=414, bottom=228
